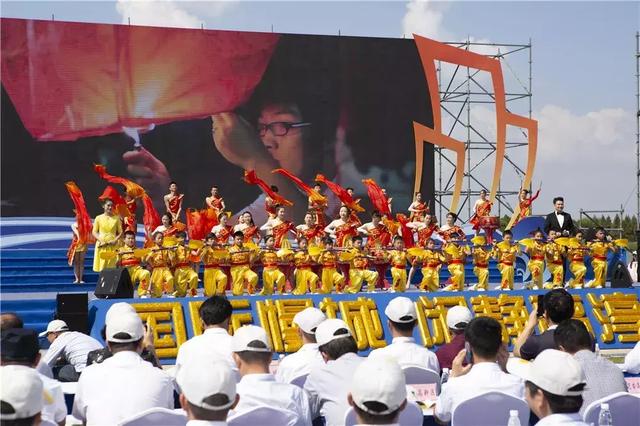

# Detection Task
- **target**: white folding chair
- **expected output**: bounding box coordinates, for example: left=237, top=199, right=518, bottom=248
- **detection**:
left=401, top=365, right=442, bottom=394
left=228, top=405, right=299, bottom=426
left=289, top=373, right=309, bottom=388
left=451, top=391, right=529, bottom=426
left=118, top=407, right=187, bottom=426
left=344, top=401, right=424, bottom=426
left=583, top=392, right=640, bottom=426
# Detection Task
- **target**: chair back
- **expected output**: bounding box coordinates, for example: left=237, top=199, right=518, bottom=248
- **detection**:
left=583, top=392, right=640, bottom=426
left=289, top=373, right=309, bottom=388
left=228, top=405, right=299, bottom=426
left=118, top=407, right=187, bottom=426
left=451, top=391, right=529, bottom=426
left=401, top=366, right=441, bottom=394
left=344, top=401, right=423, bottom=426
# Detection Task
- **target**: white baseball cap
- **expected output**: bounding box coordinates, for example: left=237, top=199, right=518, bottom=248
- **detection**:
left=177, top=360, right=237, bottom=410
left=0, top=365, right=44, bottom=420
left=231, top=325, right=271, bottom=352
left=106, top=312, right=144, bottom=343
left=294, top=307, right=326, bottom=334
left=507, top=349, right=586, bottom=396
left=316, top=319, right=352, bottom=346
left=385, top=297, right=417, bottom=323
left=105, top=302, right=137, bottom=324
left=446, top=305, right=473, bottom=330
left=350, top=358, right=407, bottom=415
left=38, top=319, right=69, bottom=337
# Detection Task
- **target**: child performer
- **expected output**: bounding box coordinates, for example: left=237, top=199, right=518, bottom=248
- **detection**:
left=470, top=235, right=491, bottom=291
left=173, top=231, right=199, bottom=297
left=492, top=230, right=520, bottom=291
left=524, top=229, right=546, bottom=290
left=442, top=235, right=470, bottom=291
left=292, top=237, right=319, bottom=295
left=566, top=231, right=588, bottom=289
left=586, top=227, right=617, bottom=289
left=229, top=231, right=259, bottom=295
left=259, top=235, right=286, bottom=295
left=117, top=231, right=151, bottom=297
left=388, top=235, right=409, bottom=292
left=417, top=239, right=445, bottom=292
left=198, top=233, right=229, bottom=296
left=345, top=236, right=379, bottom=293
left=544, top=230, right=565, bottom=289
left=315, top=237, right=345, bottom=294
left=144, top=231, right=175, bottom=298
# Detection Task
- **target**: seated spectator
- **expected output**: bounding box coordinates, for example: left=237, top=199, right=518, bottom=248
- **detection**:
left=554, top=319, right=627, bottom=414
left=368, top=296, right=440, bottom=373
left=39, top=319, right=102, bottom=381
left=176, top=296, right=237, bottom=374
left=73, top=312, right=174, bottom=424
left=0, top=365, right=44, bottom=426
left=1, top=312, right=53, bottom=378
left=231, top=325, right=311, bottom=425
left=305, top=318, right=365, bottom=426
left=622, top=339, right=640, bottom=374
left=177, top=359, right=239, bottom=426
left=511, top=349, right=589, bottom=426
left=514, top=289, right=574, bottom=360
left=275, top=307, right=326, bottom=384
left=347, top=358, right=407, bottom=426
left=436, top=305, right=473, bottom=371
left=434, top=316, right=523, bottom=423
left=1, top=329, right=66, bottom=426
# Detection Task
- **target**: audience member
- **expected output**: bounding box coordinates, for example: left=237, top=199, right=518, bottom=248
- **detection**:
left=275, top=307, right=326, bottom=384
left=177, top=359, right=239, bottom=426
left=0, top=365, right=44, bottom=426
left=1, top=328, right=66, bottom=426
left=231, top=325, right=312, bottom=425
left=554, top=319, right=627, bottom=414
left=39, top=319, right=102, bottom=381
left=514, top=289, right=574, bottom=360
left=348, top=358, right=407, bottom=426
left=368, top=297, right=440, bottom=372
left=511, top=349, right=589, bottom=426
left=305, top=318, right=365, bottom=426
left=435, top=305, right=473, bottom=370
left=73, top=311, right=174, bottom=424
left=434, top=317, right=523, bottom=423
left=1, top=312, right=54, bottom=378
left=622, top=339, right=640, bottom=374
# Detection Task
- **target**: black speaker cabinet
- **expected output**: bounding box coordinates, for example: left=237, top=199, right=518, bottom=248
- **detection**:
left=610, top=260, right=633, bottom=288
left=56, top=293, right=89, bottom=334
left=95, top=268, right=133, bottom=299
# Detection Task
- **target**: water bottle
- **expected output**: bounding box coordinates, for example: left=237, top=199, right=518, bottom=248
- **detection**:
left=441, top=368, right=450, bottom=384
left=507, top=409, right=521, bottom=426
left=598, top=403, right=613, bottom=426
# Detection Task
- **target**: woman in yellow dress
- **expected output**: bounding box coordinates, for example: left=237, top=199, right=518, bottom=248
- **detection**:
left=92, top=198, right=123, bottom=272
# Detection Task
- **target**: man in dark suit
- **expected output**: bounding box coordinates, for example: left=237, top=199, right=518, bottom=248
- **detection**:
left=543, top=196, right=576, bottom=236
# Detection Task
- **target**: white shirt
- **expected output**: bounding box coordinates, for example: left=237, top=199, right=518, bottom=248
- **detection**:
left=535, top=413, right=589, bottom=425
left=368, top=337, right=440, bottom=373
left=176, top=328, right=237, bottom=374
left=73, top=350, right=174, bottom=425
left=435, top=362, right=524, bottom=423
left=187, top=421, right=228, bottom=426
left=233, top=373, right=312, bottom=426
left=275, top=343, right=323, bottom=384
left=555, top=211, right=565, bottom=228
left=43, top=331, right=102, bottom=372
left=304, top=352, right=365, bottom=426
left=623, top=341, right=640, bottom=373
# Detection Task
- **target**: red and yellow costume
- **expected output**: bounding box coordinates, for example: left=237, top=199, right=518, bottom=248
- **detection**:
left=229, top=245, right=258, bottom=295
left=544, top=241, right=565, bottom=289
left=145, top=247, right=175, bottom=298
left=566, top=244, right=587, bottom=289
left=409, top=201, right=429, bottom=221
left=345, top=249, right=379, bottom=293
left=417, top=223, right=439, bottom=248
left=471, top=246, right=491, bottom=291
left=388, top=249, right=409, bottom=292
left=271, top=220, right=295, bottom=249
left=309, top=198, right=327, bottom=227
left=123, top=199, right=137, bottom=233
left=518, top=189, right=541, bottom=222
left=418, top=249, right=445, bottom=292
left=208, top=196, right=224, bottom=213
left=586, top=240, right=615, bottom=288
left=334, top=222, right=358, bottom=247
left=213, top=225, right=232, bottom=246
left=293, top=250, right=319, bottom=294
left=493, top=242, right=520, bottom=290
left=439, top=225, right=465, bottom=242
left=260, top=249, right=286, bottom=295
left=67, top=233, right=87, bottom=267
left=167, top=194, right=184, bottom=220
left=199, top=246, right=228, bottom=296
left=118, top=247, right=151, bottom=297
left=470, top=200, right=492, bottom=231
left=527, top=240, right=546, bottom=289
left=316, top=250, right=345, bottom=293
left=363, top=224, right=392, bottom=250
left=297, top=225, right=324, bottom=246
left=242, top=226, right=259, bottom=243
left=442, top=243, right=469, bottom=291
left=173, top=244, right=198, bottom=297
left=265, top=197, right=277, bottom=219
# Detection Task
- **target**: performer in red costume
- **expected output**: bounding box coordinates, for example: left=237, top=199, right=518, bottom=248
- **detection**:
left=164, top=181, right=184, bottom=222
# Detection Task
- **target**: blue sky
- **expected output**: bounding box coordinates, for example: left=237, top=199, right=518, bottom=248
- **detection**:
left=2, top=1, right=639, bottom=215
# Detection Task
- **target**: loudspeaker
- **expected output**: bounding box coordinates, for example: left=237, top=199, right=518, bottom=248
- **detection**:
left=56, top=293, right=88, bottom=334
left=610, top=260, right=633, bottom=288
left=95, top=268, right=133, bottom=299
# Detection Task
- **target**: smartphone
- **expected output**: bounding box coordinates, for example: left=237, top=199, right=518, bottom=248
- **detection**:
left=464, top=341, right=473, bottom=365
left=536, top=294, right=545, bottom=317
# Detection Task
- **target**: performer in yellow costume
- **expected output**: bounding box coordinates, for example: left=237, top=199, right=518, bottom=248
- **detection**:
left=144, top=232, right=175, bottom=298
left=198, top=233, right=229, bottom=296
left=173, top=231, right=199, bottom=297
left=523, top=229, right=546, bottom=290
left=260, top=235, right=286, bottom=295
left=442, top=237, right=469, bottom=291
left=544, top=230, right=565, bottom=289
left=492, top=230, right=520, bottom=290
left=229, top=231, right=259, bottom=295
left=567, top=231, right=588, bottom=289
left=470, top=235, right=490, bottom=291
left=316, top=237, right=345, bottom=294
left=388, top=236, right=409, bottom=292
left=418, top=239, right=445, bottom=292
left=292, top=237, right=319, bottom=294
left=586, top=227, right=617, bottom=288
left=92, top=198, right=123, bottom=272
left=345, top=236, right=379, bottom=293
left=118, top=231, right=151, bottom=297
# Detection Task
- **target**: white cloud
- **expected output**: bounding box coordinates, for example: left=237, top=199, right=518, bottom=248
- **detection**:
left=115, top=0, right=204, bottom=28
left=402, top=0, right=450, bottom=40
